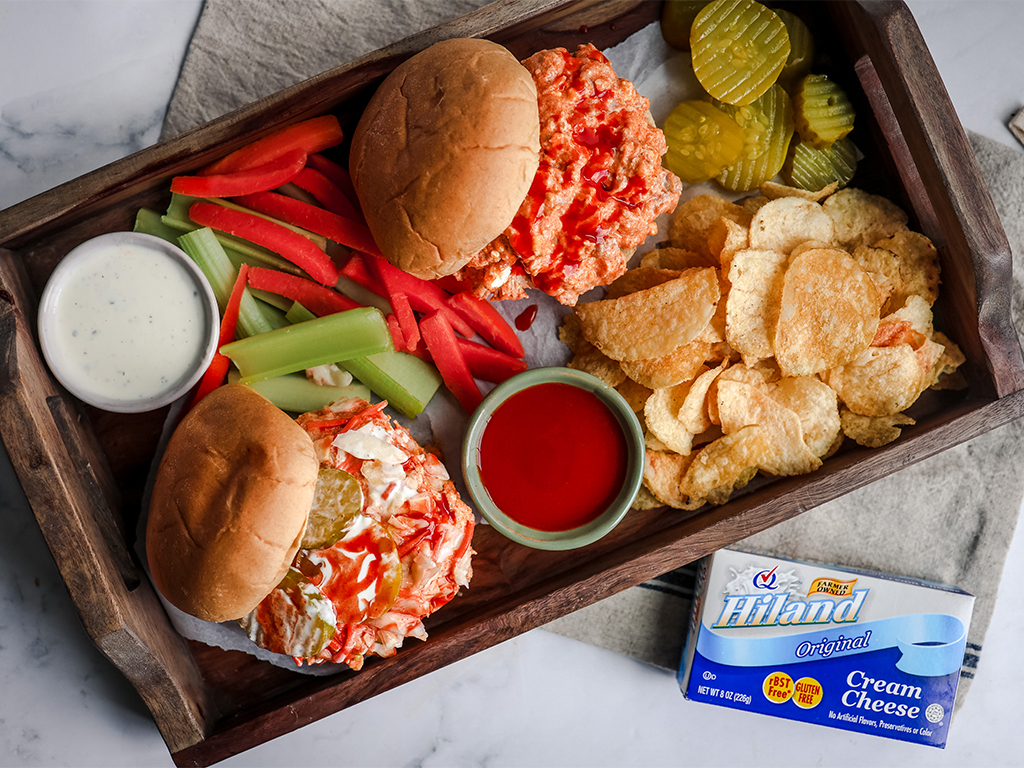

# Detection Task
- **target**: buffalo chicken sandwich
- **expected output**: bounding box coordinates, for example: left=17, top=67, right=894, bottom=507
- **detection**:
left=146, top=384, right=475, bottom=669
left=350, top=37, right=682, bottom=306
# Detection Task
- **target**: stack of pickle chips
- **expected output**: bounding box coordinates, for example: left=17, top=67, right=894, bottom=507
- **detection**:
left=660, top=0, right=858, bottom=193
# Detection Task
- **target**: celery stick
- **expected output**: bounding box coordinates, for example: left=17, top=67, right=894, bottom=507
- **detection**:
left=164, top=194, right=301, bottom=275
left=209, top=197, right=329, bottom=250
left=221, top=307, right=393, bottom=384
left=285, top=301, right=317, bottom=325
left=166, top=192, right=198, bottom=222
left=248, top=287, right=294, bottom=312
left=254, top=298, right=291, bottom=330
left=340, top=350, right=442, bottom=419
left=134, top=208, right=182, bottom=243
left=228, top=371, right=371, bottom=414
left=177, top=227, right=274, bottom=339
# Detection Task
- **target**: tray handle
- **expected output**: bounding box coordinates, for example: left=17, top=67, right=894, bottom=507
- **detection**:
left=0, top=249, right=214, bottom=752
left=841, top=0, right=1024, bottom=398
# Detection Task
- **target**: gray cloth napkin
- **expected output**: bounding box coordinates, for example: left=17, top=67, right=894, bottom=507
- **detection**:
left=161, top=0, right=1024, bottom=702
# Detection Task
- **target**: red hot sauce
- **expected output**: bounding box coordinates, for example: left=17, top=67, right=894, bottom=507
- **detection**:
left=477, top=382, right=629, bottom=532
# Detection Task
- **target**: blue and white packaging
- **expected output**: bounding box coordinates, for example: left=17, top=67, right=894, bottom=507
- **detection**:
left=679, top=548, right=974, bottom=748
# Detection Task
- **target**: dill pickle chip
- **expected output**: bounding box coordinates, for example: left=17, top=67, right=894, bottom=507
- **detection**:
left=714, top=83, right=795, bottom=192
left=793, top=73, right=856, bottom=149
left=690, top=0, right=791, bottom=107
left=776, top=9, right=814, bottom=86
left=661, top=0, right=709, bottom=50
left=663, top=100, right=745, bottom=184
left=300, top=467, right=364, bottom=550
left=782, top=136, right=858, bottom=191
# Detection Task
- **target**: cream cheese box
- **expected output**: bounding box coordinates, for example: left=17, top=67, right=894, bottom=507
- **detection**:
left=678, top=548, right=974, bottom=747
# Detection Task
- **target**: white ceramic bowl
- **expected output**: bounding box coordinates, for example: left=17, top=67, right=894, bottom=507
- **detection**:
left=37, top=231, right=220, bottom=413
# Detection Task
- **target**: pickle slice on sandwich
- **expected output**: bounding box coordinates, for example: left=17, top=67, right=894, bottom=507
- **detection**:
left=300, top=467, right=364, bottom=550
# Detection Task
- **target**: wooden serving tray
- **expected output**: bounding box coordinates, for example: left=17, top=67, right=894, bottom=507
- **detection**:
left=1, top=1, right=1022, bottom=765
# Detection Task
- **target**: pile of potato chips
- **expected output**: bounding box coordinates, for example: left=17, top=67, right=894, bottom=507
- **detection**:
left=558, top=182, right=966, bottom=511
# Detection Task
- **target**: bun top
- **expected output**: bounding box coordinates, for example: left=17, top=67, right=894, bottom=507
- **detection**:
left=349, top=37, right=540, bottom=280
left=146, top=384, right=319, bottom=623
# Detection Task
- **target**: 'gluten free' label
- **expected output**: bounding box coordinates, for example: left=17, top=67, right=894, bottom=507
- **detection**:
left=794, top=677, right=824, bottom=709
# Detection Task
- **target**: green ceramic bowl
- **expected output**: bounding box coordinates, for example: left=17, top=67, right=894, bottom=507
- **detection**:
left=461, top=367, right=645, bottom=551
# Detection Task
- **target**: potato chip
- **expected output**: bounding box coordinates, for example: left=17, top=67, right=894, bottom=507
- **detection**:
left=885, top=294, right=934, bottom=337
left=644, top=449, right=703, bottom=510
left=715, top=378, right=822, bottom=476
left=645, top=431, right=670, bottom=452
left=741, top=195, right=771, bottom=217
left=640, top=247, right=710, bottom=271
left=678, top=425, right=767, bottom=506
left=749, top=197, right=835, bottom=254
left=748, top=357, right=782, bottom=383
left=616, top=377, right=653, bottom=412
left=823, top=345, right=930, bottom=416
left=774, top=248, right=880, bottom=376
left=725, top=248, right=789, bottom=365
left=557, top=312, right=586, bottom=353
left=761, top=179, right=838, bottom=202
left=678, top=363, right=726, bottom=433
left=929, top=331, right=967, bottom=389
left=704, top=465, right=758, bottom=506
left=872, top=230, right=940, bottom=307
left=644, top=364, right=723, bottom=456
left=576, top=268, right=720, bottom=361
left=604, top=266, right=681, bottom=299
left=567, top=343, right=627, bottom=387
left=707, top=364, right=768, bottom=421
left=705, top=273, right=730, bottom=344
left=620, top=338, right=714, bottom=390
left=822, top=187, right=908, bottom=251
left=669, top=194, right=752, bottom=263
left=645, top=379, right=700, bottom=455
left=850, top=245, right=903, bottom=314
left=840, top=409, right=915, bottom=448
left=768, top=376, right=841, bottom=458
left=631, top=484, right=664, bottom=511
left=789, top=239, right=835, bottom=258
left=707, top=217, right=750, bottom=277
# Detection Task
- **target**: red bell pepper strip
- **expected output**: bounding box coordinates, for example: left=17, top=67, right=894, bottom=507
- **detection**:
left=247, top=266, right=359, bottom=317
left=307, top=153, right=360, bottom=207
left=170, top=150, right=306, bottom=198
left=364, top=252, right=475, bottom=338
left=291, top=166, right=364, bottom=222
left=340, top=253, right=386, bottom=297
left=419, top=311, right=482, bottom=413
left=456, top=338, right=528, bottom=383
left=390, top=291, right=420, bottom=353
left=189, top=201, right=340, bottom=286
left=386, top=312, right=406, bottom=351
left=202, top=115, right=345, bottom=176
left=186, top=264, right=250, bottom=411
left=233, top=191, right=379, bottom=256
left=432, top=275, right=466, bottom=295
left=445, top=290, right=525, bottom=358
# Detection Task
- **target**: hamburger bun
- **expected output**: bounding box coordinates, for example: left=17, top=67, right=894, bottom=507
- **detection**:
left=349, top=37, right=540, bottom=280
left=146, top=383, right=319, bottom=623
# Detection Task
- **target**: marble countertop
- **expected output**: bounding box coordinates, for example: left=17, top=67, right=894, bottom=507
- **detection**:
left=2, top=2, right=1023, bottom=766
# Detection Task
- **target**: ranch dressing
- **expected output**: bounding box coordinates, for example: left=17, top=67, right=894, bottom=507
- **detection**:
left=48, top=238, right=210, bottom=405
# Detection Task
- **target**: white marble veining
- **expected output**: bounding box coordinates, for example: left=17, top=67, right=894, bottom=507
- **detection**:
left=1, top=2, right=1023, bottom=766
